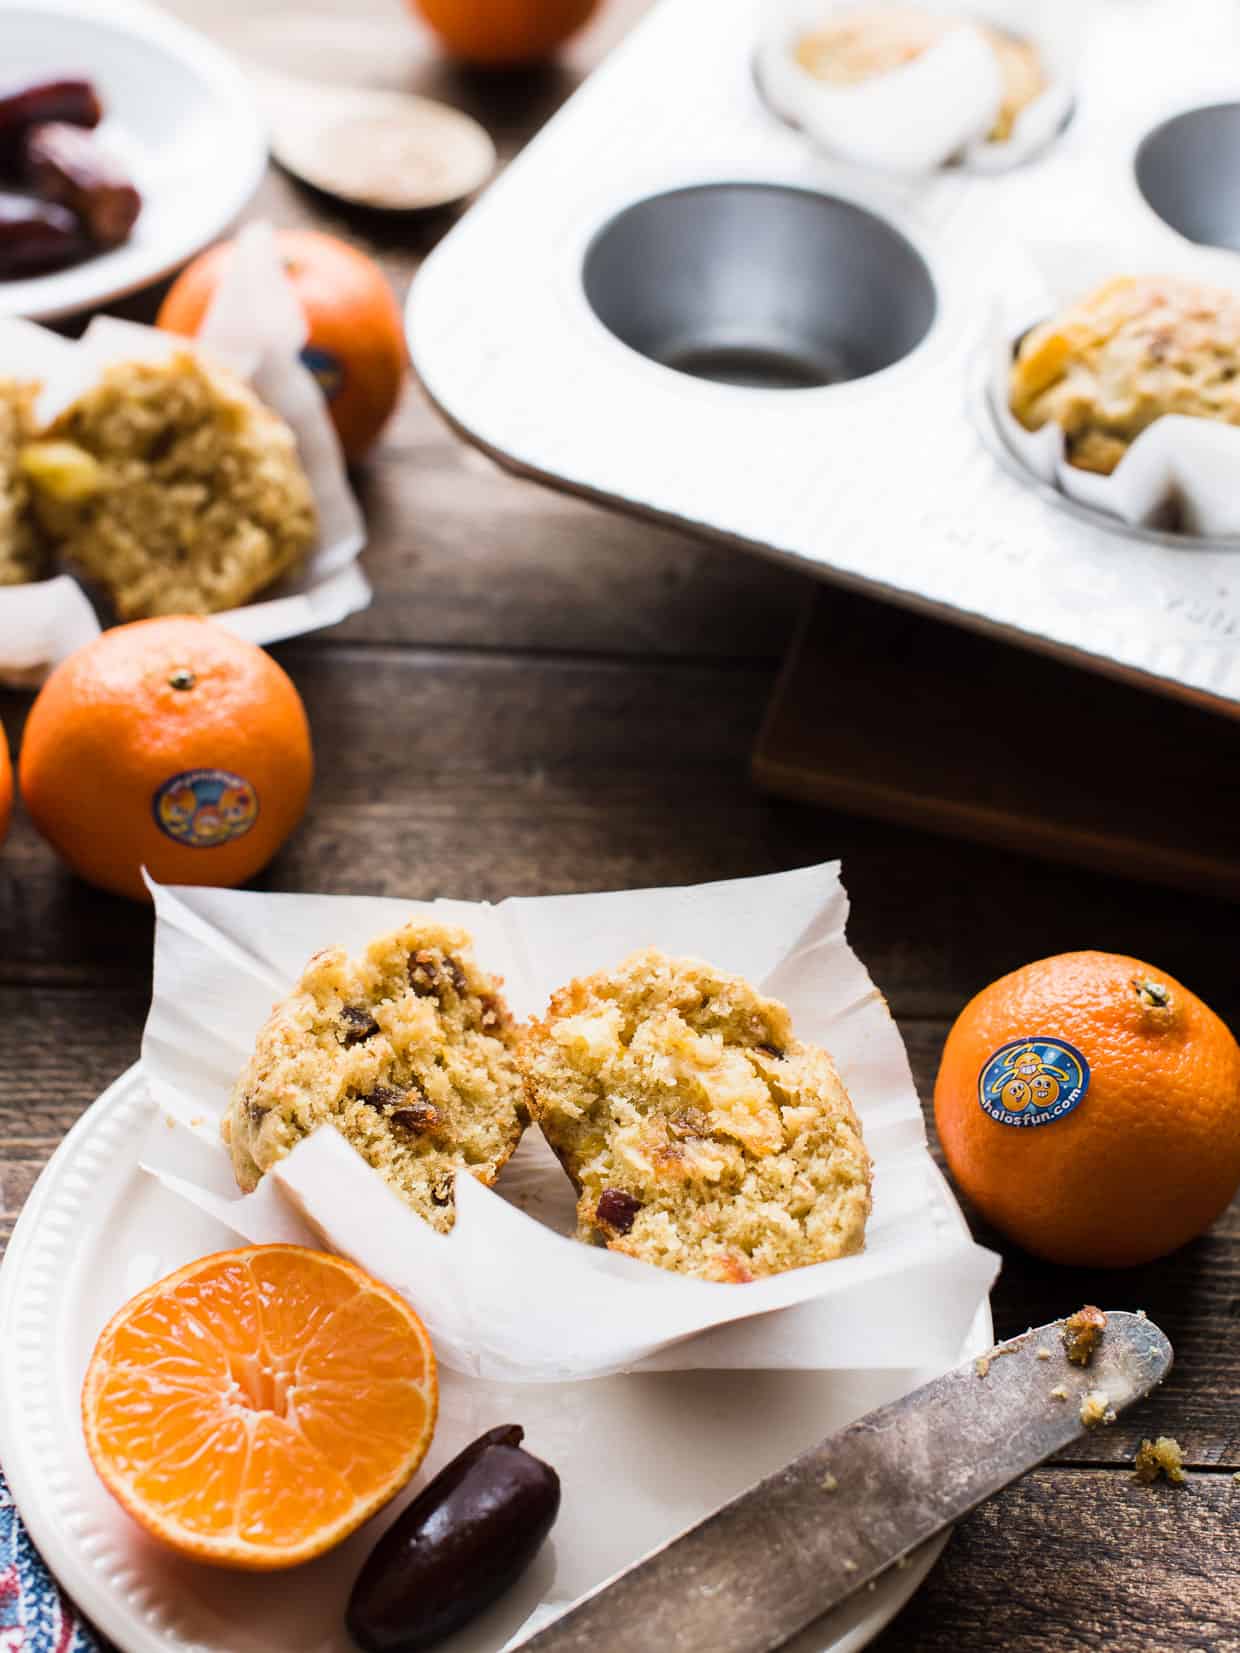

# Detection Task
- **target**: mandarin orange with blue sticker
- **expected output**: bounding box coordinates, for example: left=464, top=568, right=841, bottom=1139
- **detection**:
left=19, top=617, right=312, bottom=901
left=934, top=951, right=1240, bottom=1267
left=158, top=230, right=406, bottom=463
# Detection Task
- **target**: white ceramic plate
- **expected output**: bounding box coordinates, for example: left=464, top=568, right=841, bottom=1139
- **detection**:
left=0, top=0, right=266, bottom=320
left=0, top=1066, right=991, bottom=1653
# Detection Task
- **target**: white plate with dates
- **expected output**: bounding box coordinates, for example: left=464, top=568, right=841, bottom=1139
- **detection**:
left=0, top=1065, right=990, bottom=1653
left=0, top=0, right=266, bottom=320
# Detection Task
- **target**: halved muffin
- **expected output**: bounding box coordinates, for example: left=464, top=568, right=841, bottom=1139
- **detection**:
left=224, top=922, right=528, bottom=1232
left=522, top=949, right=872, bottom=1282
left=0, top=379, right=44, bottom=586
left=1009, top=274, right=1240, bottom=474
left=21, top=351, right=316, bottom=617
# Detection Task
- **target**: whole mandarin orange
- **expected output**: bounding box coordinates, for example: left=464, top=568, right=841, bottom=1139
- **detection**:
left=412, top=0, right=601, bottom=65
left=158, top=230, right=405, bottom=462
left=0, top=723, right=11, bottom=850
left=934, top=951, right=1240, bottom=1267
left=20, top=617, right=312, bottom=902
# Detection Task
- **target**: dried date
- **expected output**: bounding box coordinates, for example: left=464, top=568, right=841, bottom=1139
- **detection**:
left=25, top=122, right=141, bottom=248
left=347, top=1424, right=561, bottom=1652
left=0, top=191, right=88, bottom=276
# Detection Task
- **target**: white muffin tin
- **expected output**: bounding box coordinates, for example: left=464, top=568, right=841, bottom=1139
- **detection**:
left=408, top=0, right=1240, bottom=715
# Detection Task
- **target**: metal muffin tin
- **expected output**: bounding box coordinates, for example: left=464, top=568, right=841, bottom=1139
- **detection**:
left=408, top=0, right=1240, bottom=714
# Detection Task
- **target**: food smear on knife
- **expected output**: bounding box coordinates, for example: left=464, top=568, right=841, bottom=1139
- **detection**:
left=81, top=1245, right=438, bottom=1569
left=522, top=948, right=872, bottom=1280
left=348, top=1424, right=561, bottom=1652
left=0, top=75, right=141, bottom=277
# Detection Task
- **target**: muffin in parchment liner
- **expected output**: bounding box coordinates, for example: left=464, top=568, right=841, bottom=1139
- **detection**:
left=757, top=0, right=1077, bottom=174
left=990, top=241, right=1240, bottom=538
left=139, top=867, right=998, bottom=1383
left=0, top=222, right=368, bottom=684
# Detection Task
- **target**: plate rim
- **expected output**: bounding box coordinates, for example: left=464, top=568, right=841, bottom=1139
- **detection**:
left=0, top=1064, right=992, bottom=1653
left=0, top=0, right=268, bottom=321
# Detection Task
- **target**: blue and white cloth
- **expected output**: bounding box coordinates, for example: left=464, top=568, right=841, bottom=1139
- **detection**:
left=0, top=1471, right=101, bottom=1653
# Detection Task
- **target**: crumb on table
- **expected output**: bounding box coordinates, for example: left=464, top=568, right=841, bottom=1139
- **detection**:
left=1050, top=1385, right=1069, bottom=1401
left=1062, top=1305, right=1107, bottom=1366
left=1036, top=1346, right=1052, bottom=1361
left=1134, top=1438, right=1188, bottom=1486
left=820, top=1472, right=838, bottom=1492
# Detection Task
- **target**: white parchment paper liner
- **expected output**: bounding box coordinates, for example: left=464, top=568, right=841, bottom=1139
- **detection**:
left=137, top=863, right=998, bottom=1383
left=758, top=0, right=1076, bottom=174
left=0, top=221, right=369, bottom=682
left=990, top=239, right=1240, bottom=538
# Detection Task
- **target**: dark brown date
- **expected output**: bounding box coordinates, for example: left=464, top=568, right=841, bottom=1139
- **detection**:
left=0, top=191, right=88, bottom=277
left=0, top=78, right=100, bottom=171
left=25, top=123, right=140, bottom=248
left=347, top=1424, right=561, bottom=1653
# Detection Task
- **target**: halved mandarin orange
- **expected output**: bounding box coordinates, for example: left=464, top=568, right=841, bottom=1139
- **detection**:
left=81, top=1245, right=438, bottom=1570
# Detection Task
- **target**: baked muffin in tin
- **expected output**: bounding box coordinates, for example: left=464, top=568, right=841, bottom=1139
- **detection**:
left=1009, top=274, right=1240, bottom=475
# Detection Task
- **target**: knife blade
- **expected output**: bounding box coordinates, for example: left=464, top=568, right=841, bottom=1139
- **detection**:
left=518, top=1311, right=1172, bottom=1653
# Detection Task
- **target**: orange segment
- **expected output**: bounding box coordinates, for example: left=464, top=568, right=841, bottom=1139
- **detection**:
left=82, top=1245, right=437, bottom=1569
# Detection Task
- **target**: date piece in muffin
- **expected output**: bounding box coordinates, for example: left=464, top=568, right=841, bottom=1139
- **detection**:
left=794, top=6, right=1045, bottom=144
left=522, top=950, right=872, bottom=1282
left=1009, top=275, right=1240, bottom=475
left=20, top=351, right=316, bottom=618
left=0, top=378, right=43, bottom=585
left=224, top=922, right=528, bottom=1233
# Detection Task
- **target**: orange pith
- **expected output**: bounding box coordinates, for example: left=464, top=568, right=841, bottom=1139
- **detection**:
left=81, top=1245, right=437, bottom=1570
left=934, top=951, right=1240, bottom=1268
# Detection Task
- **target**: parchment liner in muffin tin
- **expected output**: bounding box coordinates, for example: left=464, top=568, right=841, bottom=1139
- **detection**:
left=988, top=239, right=1240, bottom=540
left=756, top=0, right=1078, bottom=174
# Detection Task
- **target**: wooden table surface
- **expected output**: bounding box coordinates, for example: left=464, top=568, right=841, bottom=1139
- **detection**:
left=2, top=2, right=1238, bottom=1649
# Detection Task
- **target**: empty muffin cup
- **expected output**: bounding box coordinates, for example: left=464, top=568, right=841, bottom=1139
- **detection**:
left=582, top=184, right=937, bottom=391
left=1136, top=104, right=1240, bottom=251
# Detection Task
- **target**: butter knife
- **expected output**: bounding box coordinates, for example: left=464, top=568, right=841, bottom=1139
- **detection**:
left=519, top=1311, right=1172, bottom=1653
